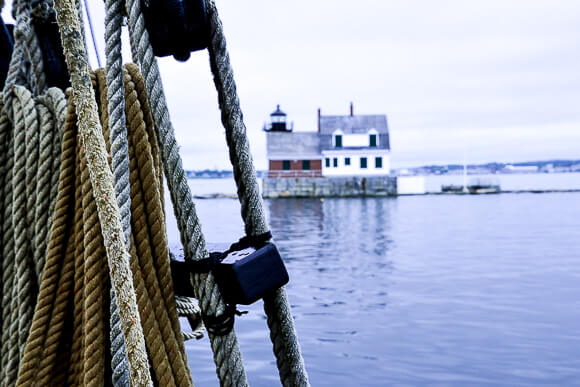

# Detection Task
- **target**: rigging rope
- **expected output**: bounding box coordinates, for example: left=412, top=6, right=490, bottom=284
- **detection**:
left=205, top=1, right=309, bottom=384
left=124, top=0, right=309, bottom=385
left=123, top=0, right=250, bottom=384
left=104, top=0, right=131, bottom=383
left=0, top=0, right=309, bottom=385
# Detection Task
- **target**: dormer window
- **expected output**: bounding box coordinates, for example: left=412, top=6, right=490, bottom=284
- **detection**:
left=369, top=129, right=378, bottom=147
left=334, top=134, right=342, bottom=148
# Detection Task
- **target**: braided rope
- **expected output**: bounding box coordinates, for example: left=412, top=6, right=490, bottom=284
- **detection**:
left=23, top=23, right=46, bottom=95
left=123, top=2, right=249, bottom=383
left=46, top=89, right=66, bottom=233
left=124, top=64, right=192, bottom=379
left=2, top=33, right=26, bottom=119
left=0, top=108, right=16, bottom=387
left=33, top=103, right=54, bottom=278
left=104, top=0, right=131, bottom=383
left=11, top=86, right=37, bottom=367
left=77, top=134, right=106, bottom=386
left=122, top=66, right=193, bottom=386
left=205, top=2, right=309, bottom=385
left=15, top=97, right=77, bottom=387
left=67, top=124, right=86, bottom=386
left=52, top=0, right=152, bottom=384
left=0, top=103, right=6, bottom=362
left=24, top=89, right=40, bottom=251
left=36, top=88, right=66, bottom=276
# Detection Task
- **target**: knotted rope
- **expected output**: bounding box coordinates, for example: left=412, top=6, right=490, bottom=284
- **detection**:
left=205, top=1, right=309, bottom=385
left=175, top=296, right=205, bottom=341
left=124, top=0, right=249, bottom=385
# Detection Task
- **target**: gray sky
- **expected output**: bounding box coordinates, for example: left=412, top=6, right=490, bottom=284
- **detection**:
left=5, top=0, right=580, bottom=169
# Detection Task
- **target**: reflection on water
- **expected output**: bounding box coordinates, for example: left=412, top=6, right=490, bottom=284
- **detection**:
left=177, top=192, right=580, bottom=386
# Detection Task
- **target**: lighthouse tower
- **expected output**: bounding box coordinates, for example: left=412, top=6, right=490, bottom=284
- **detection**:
left=264, top=105, right=291, bottom=132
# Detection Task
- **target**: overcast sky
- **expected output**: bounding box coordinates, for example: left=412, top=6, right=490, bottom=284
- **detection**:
left=5, top=0, right=580, bottom=169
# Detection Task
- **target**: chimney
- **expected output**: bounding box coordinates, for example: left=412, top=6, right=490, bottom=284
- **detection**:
left=350, top=102, right=354, bottom=117
left=317, top=108, right=321, bottom=132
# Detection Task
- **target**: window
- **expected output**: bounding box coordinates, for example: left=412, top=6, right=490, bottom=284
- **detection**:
left=370, top=134, right=377, bottom=147
left=325, top=158, right=330, bottom=167
left=283, top=160, right=291, bottom=170
left=375, top=157, right=382, bottom=168
left=335, top=135, right=342, bottom=148
left=333, top=158, right=338, bottom=167
left=345, top=157, right=351, bottom=166
left=360, top=157, right=367, bottom=168
left=302, top=160, right=310, bottom=170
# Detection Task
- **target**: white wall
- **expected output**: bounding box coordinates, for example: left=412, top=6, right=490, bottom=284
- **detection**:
left=333, top=131, right=379, bottom=148
left=342, top=134, right=372, bottom=147
left=322, top=149, right=390, bottom=176
left=397, top=176, right=426, bottom=195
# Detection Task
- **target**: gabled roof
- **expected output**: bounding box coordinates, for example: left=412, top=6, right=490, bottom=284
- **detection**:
left=319, top=114, right=388, bottom=134
left=266, top=132, right=320, bottom=159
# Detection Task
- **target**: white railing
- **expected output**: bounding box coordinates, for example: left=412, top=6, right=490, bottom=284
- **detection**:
left=263, top=121, right=294, bottom=131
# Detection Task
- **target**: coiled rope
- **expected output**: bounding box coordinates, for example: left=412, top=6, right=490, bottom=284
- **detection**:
left=0, top=80, right=65, bottom=387
left=15, top=64, right=193, bottom=386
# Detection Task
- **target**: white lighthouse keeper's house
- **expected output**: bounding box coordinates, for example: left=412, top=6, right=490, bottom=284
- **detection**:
left=320, top=103, right=390, bottom=177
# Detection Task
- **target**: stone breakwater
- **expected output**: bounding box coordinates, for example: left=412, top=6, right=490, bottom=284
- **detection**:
left=262, top=176, right=397, bottom=198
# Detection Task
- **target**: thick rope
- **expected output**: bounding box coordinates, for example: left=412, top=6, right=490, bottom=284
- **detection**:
left=123, top=64, right=189, bottom=367
left=104, top=0, right=131, bottom=383
left=23, top=87, right=40, bottom=255
left=115, top=66, right=193, bottom=386
left=0, top=106, right=16, bottom=387
left=14, top=96, right=77, bottom=386
left=52, top=0, right=152, bottom=384
left=12, top=86, right=38, bottom=366
left=0, top=83, right=65, bottom=385
left=205, top=1, right=309, bottom=385
left=9, top=4, right=46, bottom=97
left=35, top=88, right=67, bottom=277
left=123, top=1, right=249, bottom=384
left=0, top=100, right=6, bottom=357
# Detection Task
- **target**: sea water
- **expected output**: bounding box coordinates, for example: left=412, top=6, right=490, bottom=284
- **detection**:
left=166, top=185, right=580, bottom=386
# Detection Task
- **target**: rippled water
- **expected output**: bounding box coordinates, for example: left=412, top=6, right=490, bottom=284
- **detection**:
left=166, top=191, right=580, bottom=386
